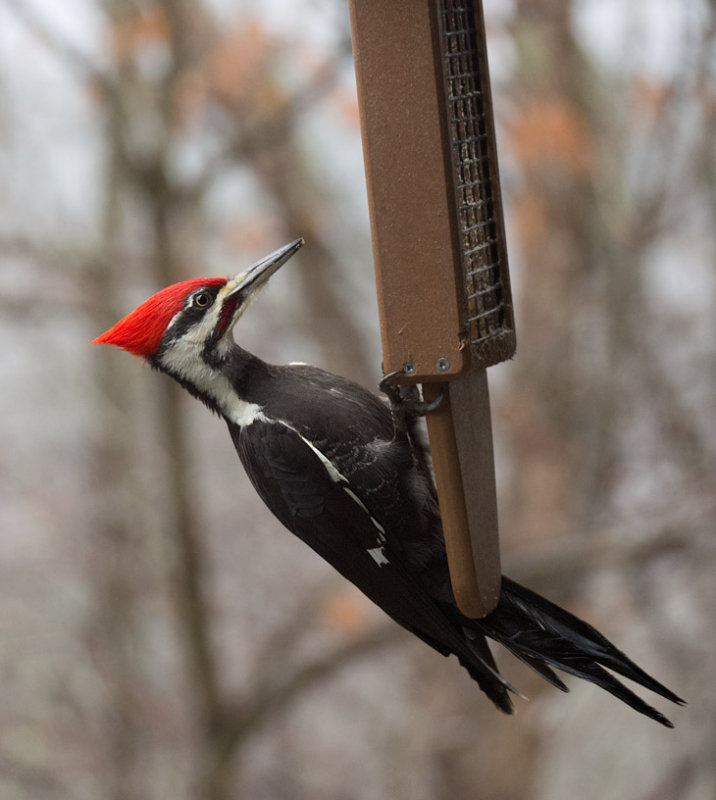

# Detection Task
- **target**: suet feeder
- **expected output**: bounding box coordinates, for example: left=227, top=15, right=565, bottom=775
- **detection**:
left=349, top=0, right=515, bottom=617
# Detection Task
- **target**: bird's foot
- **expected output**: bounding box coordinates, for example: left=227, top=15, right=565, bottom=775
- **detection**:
left=379, top=370, right=444, bottom=430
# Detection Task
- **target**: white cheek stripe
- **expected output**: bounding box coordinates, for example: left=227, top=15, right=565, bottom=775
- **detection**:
left=160, top=338, right=267, bottom=428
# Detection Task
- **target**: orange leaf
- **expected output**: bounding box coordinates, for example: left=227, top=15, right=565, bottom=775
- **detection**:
left=321, top=587, right=374, bottom=636
left=632, top=77, right=671, bottom=118
left=111, top=4, right=169, bottom=62
left=206, top=20, right=270, bottom=109
left=513, top=192, right=548, bottom=248
left=508, top=95, right=594, bottom=175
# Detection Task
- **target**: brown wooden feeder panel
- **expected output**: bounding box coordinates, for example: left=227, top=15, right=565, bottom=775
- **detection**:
left=350, top=0, right=514, bottom=617
left=350, top=0, right=467, bottom=381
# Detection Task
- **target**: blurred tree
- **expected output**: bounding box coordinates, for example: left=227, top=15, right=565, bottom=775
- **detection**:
left=79, top=1, right=391, bottom=797
left=0, top=1, right=714, bottom=799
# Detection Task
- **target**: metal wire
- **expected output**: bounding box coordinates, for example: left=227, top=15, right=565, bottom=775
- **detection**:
left=438, top=0, right=509, bottom=347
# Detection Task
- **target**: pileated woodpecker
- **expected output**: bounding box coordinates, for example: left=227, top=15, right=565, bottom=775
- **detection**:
left=94, top=238, right=683, bottom=726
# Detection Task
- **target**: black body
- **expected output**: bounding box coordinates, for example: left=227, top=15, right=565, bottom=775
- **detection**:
left=99, top=240, right=683, bottom=726
left=198, top=347, right=682, bottom=725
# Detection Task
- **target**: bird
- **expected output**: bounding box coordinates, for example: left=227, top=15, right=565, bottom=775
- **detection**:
left=93, top=238, right=684, bottom=726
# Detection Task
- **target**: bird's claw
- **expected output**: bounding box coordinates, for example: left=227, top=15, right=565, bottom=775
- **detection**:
left=419, top=392, right=444, bottom=414
left=379, top=369, right=444, bottom=432
left=378, top=369, right=405, bottom=398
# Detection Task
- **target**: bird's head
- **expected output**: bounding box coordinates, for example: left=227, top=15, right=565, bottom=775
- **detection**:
left=94, top=238, right=302, bottom=359
left=93, top=238, right=303, bottom=408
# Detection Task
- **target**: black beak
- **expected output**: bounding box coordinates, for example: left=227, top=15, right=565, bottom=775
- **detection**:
left=226, top=238, right=304, bottom=298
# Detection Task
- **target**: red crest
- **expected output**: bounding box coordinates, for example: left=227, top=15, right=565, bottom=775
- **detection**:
left=92, top=277, right=227, bottom=357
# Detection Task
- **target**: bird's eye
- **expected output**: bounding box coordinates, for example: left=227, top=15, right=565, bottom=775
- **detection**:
left=193, top=292, right=211, bottom=309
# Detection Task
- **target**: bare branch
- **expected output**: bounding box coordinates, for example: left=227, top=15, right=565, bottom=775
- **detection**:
left=202, top=621, right=398, bottom=795
left=1, top=0, right=111, bottom=88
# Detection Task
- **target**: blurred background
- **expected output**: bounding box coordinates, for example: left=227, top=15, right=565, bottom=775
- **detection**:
left=1, top=0, right=714, bottom=798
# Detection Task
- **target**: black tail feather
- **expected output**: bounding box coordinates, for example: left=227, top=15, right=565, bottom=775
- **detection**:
left=537, top=647, right=676, bottom=728
left=500, top=578, right=685, bottom=705
left=510, top=651, right=569, bottom=693
left=470, top=576, right=684, bottom=726
left=460, top=625, right=519, bottom=713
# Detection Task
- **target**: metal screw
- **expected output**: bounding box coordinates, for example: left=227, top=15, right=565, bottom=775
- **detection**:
left=403, top=361, right=417, bottom=376
left=436, top=357, right=450, bottom=373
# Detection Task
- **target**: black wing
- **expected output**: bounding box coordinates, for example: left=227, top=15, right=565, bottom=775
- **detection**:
left=226, top=371, right=683, bottom=725
left=230, top=418, right=514, bottom=711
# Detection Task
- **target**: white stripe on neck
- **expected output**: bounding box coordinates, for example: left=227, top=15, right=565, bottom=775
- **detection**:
left=160, top=337, right=266, bottom=427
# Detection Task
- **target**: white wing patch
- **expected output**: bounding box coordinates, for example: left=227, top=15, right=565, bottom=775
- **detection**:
left=341, top=487, right=387, bottom=539
left=367, top=546, right=390, bottom=567
left=280, top=421, right=390, bottom=567
left=289, top=429, right=345, bottom=484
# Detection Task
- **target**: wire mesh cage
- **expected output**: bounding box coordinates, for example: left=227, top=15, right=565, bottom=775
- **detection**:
left=350, top=0, right=513, bottom=616
left=439, top=0, right=515, bottom=360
